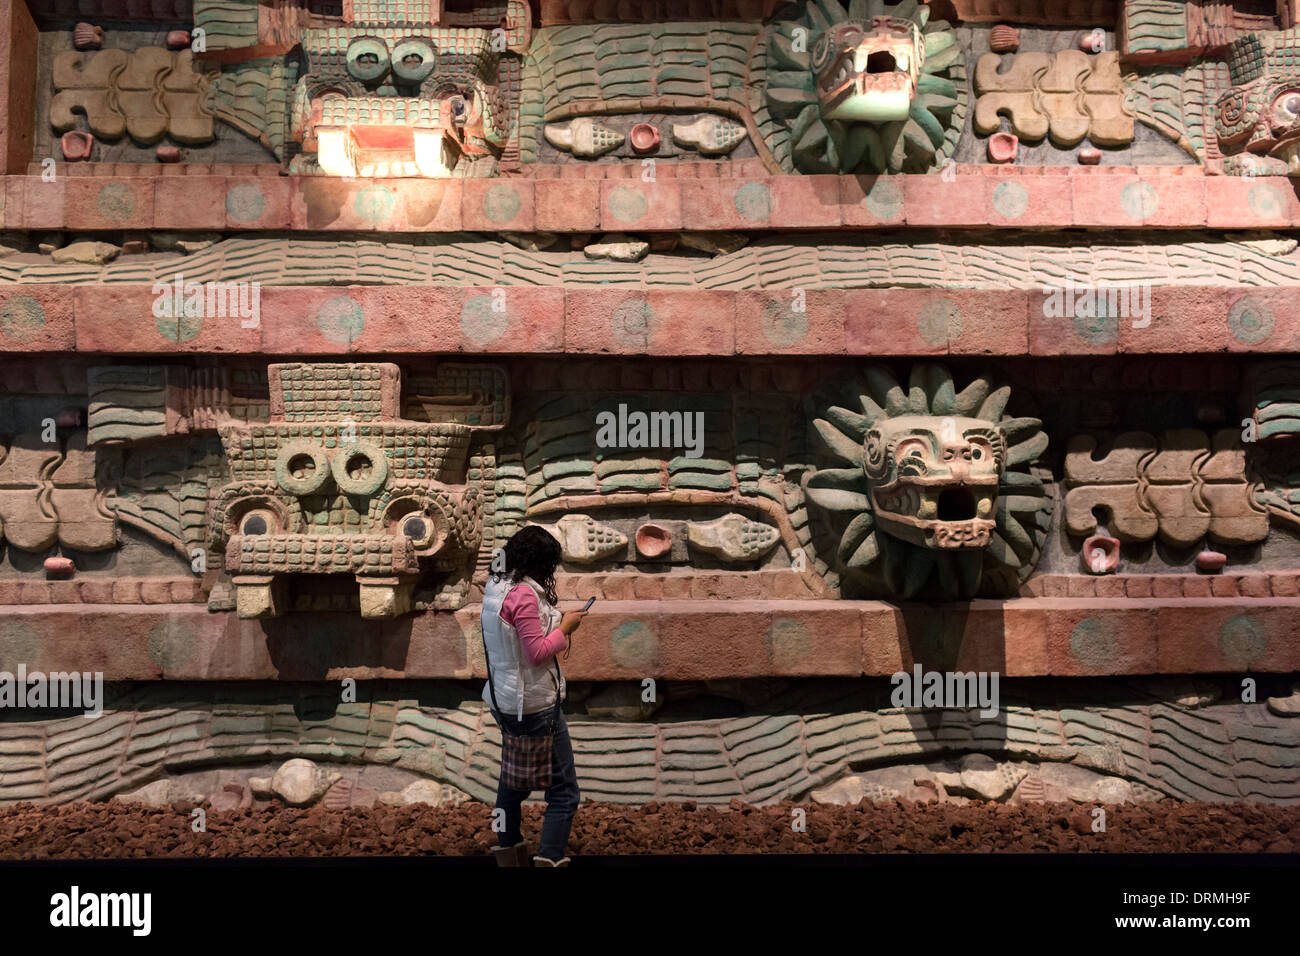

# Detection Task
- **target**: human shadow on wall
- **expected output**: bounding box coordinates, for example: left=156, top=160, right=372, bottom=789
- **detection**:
left=895, top=602, right=1010, bottom=750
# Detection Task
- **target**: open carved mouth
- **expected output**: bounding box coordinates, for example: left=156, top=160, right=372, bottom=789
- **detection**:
left=870, top=478, right=999, bottom=550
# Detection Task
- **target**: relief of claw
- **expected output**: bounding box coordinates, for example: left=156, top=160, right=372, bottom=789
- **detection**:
left=686, top=513, right=780, bottom=562
left=671, top=115, right=748, bottom=156
left=544, top=117, right=625, bottom=158
left=543, top=514, right=628, bottom=564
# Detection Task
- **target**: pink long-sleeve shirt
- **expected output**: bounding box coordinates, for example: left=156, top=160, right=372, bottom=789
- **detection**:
left=501, top=584, right=567, bottom=666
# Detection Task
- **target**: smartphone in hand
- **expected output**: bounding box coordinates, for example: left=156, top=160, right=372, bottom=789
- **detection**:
left=582, top=596, right=596, bottom=612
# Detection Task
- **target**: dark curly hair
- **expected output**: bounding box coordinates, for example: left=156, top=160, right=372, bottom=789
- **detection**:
left=492, top=525, right=562, bottom=605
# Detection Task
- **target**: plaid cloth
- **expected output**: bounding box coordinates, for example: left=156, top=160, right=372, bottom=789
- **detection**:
left=500, top=727, right=554, bottom=791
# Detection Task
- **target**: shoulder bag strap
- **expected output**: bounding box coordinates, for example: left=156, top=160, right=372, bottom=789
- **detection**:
left=549, top=657, right=563, bottom=732
left=481, top=625, right=504, bottom=718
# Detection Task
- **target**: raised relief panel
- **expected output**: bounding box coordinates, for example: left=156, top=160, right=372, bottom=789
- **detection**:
left=974, top=50, right=1134, bottom=147
left=51, top=48, right=216, bottom=144
left=210, top=362, right=503, bottom=619
left=1064, top=429, right=1268, bottom=547
left=765, top=0, right=968, bottom=173
left=1215, top=26, right=1300, bottom=173
left=805, top=363, right=1051, bottom=600
left=0, top=431, right=117, bottom=554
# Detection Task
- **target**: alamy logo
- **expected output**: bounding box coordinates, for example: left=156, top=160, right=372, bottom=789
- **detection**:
left=1041, top=278, right=1151, bottom=329
left=595, top=404, right=706, bottom=459
left=891, top=665, right=1000, bottom=718
left=50, top=886, right=151, bottom=936
left=0, top=665, right=103, bottom=718
left=152, top=273, right=260, bottom=328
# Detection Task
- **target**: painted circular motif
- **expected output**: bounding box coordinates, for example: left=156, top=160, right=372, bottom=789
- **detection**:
left=607, top=185, right=648, bottom=224
left=226, top=183, right=266, bottom=223
left=1228, top=296, right=1274, bottom=345
left=316, top=296, right=365, bottom=344
left=733, top=182, right=773, bottom=221
left=460, top=294, right=510, bottom=344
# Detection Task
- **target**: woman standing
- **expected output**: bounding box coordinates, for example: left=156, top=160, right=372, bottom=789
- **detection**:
left=481, top=525, right=587, bottom=867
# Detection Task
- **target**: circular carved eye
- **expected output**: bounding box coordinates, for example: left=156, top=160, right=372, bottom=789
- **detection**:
left=971, top=446, right=984, bottom=460
left=331, top=441, right=389, bottom=497
left=401, top=514, right=442, bottom=550
left=347, top=37, right=390, bottom=82
left=392, top=38, right=437, bottom=83
left=240, top=509, right=278, bottom=536
left=275, top=441, right=332, bottom=496
left=895, top=438, right=930, bottom=476
left=1271, top=90, right=1300, bottom=132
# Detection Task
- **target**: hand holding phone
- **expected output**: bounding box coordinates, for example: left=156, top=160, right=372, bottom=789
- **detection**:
left=582, top=596, right=597, bottom=612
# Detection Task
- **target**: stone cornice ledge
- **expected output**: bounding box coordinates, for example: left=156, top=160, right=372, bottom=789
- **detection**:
left=1, top=283, right=1295, bottom=355
left=4, top=166, right=1298, bottom=233
left=0, top=599, right=1293, bottom=681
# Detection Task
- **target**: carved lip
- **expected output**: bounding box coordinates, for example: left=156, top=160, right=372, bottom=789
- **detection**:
left=870, top=478, right=999, bottom=550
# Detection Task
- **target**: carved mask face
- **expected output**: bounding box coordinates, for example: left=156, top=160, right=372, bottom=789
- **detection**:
left=812, top=17, right=922, bottom=123
left=863, top=415, right=1005, bottom=550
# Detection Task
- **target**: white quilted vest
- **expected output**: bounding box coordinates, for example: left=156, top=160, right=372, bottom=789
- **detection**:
left=481, top=575, right=566, bottom=719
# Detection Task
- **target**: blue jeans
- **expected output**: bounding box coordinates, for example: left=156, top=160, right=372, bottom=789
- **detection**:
left=491, top=706, right=580, bottom=861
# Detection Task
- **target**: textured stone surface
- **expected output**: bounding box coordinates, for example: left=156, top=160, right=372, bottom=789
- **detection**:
left=2, top=678, right=1298, bottom=806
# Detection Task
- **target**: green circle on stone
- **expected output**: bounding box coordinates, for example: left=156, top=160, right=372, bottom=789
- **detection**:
left=761, top=299, right=808, bottom=347
left=1247, top=183, right=1284, bottom=220
left=483, top=184, right=521, bottom=224
left=862, top=179, right=903, bottom=220
left=1073, top=302, right=1119, bottom=346
left=612, top=299, right=655, bottom=347
left=1069, top=617, right=1117, bottom=671
left=1219, top=614, right=1267, bottom=667
left=1228, top=295, right=1273, bottom=345
left=610, top=620, right=657, bottom=669
left=918, top=299, right=963, bottom=346
left=992, top=181, right=1029, bottom=220
left=1120, top=182, right=1158, bottom=220
left=226, top=183, right=266, bottom=223
left=767, top=618, right=812, bottom=670
left=316, top=296, right=365, bottom=344
left=607, top=185, right=648, bottom=224
left=460, top=293, right=510, bottom=344
left=97, top=182, right=136, bottom=221
left=733, top=182, right=772, bottom=221
left=155, top=305, right=203, bottom=344
left=354, top=185, right=396, bottom=224
left=0, top=295, right=46, bottom=341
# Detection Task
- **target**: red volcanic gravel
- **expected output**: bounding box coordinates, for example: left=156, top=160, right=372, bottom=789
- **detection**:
left=0, top=800, right=1296, bottom=859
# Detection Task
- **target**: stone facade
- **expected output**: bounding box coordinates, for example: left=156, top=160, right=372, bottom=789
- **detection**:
left=0, top=0, right=1297, bottom=808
